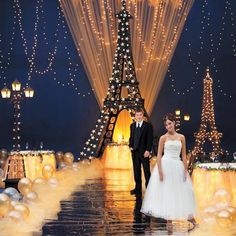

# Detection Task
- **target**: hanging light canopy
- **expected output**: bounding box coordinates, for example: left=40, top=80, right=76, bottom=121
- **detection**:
left=60, top=0, right=194, bottom=114
left=1, top=87, right=11, bottom=99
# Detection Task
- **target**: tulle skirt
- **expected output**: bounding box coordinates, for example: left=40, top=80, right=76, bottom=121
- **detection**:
left=140, top=156, right=196, bottom=220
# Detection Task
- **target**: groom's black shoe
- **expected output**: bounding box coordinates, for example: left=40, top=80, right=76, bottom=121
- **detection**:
left=130, top=188, right=142, bottom=195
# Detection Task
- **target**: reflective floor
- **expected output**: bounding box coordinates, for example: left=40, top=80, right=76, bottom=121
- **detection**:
left=41, top=169, right=196, bottom=236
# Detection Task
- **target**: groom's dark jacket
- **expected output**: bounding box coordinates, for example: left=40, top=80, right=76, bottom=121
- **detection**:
left=129, top=121, right=153, bottom=156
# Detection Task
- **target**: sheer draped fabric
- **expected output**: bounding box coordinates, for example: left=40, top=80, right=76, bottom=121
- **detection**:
left=61, top=0, right=194, bottom=114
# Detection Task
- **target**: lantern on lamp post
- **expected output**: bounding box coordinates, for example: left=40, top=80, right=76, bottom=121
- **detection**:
left=1, top=80, right=34, bottom=151
left=174, top=109, right=190, bottom=132
left=184, top=114, right=190, bottom=121
left=175, top=109, right=181, bottom=132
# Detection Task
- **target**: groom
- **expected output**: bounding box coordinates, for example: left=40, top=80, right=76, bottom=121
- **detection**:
left=129, top=108, right=153, bottom=195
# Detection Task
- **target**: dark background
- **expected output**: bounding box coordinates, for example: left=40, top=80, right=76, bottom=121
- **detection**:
left=0, top=0, right=235, bottom=158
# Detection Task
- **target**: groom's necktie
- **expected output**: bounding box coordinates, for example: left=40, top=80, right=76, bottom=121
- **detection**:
left=133, top=123, right=142, bottom=150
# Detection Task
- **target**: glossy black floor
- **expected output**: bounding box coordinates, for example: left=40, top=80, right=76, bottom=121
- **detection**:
left=41, top=170, right=193, bottom=236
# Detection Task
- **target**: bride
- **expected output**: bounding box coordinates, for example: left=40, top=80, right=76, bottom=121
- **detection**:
left=141, top=113, right=197, bottom=226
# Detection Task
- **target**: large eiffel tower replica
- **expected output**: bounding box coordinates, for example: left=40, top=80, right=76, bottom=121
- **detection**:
left=80, top=0, right=148, bottom=159
left=191, top=67, right=224, bottom=159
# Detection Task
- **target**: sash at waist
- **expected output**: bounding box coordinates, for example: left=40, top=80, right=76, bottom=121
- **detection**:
left=162, top=154, right=181, bottom=160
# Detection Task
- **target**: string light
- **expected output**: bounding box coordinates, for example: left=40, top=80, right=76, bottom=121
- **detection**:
left=80, top=0, right=148, bottom=159
left=191, top=67, right=226, bottom=158
left=0, top=3, right=17, bottom=86
left=0, top=0, right=92, bottom=97
left=168, top=0, right=234, bottom=98
left=61, top=0, right=194, bottom=113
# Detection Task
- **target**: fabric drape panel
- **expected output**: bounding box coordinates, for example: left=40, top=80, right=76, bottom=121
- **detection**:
left=61, top=0, right=194, bottom=114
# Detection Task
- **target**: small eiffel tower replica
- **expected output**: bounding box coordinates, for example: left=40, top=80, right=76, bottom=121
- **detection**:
left=80, top=0, right=148, bottom=159
left=191, top=67, right=224, bottom=159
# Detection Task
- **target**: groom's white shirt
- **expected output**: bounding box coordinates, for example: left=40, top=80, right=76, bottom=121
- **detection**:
left=136, top=120, right=143, bottom=128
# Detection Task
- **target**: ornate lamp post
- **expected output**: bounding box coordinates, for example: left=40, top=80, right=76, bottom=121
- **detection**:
left=1, top=80, right=34, bottom=151
left=175, top=109, right=181, bottom=132
left=175, top=109, right=190, bottom=132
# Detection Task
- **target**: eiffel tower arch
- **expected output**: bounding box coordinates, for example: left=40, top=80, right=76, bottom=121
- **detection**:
left=80, top=0, right=148, bottom=159
left=191, top=67, right=225, bottom=159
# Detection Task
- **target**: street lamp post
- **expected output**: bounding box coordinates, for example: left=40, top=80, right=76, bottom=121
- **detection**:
left=175, top=109, right=190, bottom=132
left=175, top=109, right=181, bottom=132
left=1, top=80, right=34, bottom=151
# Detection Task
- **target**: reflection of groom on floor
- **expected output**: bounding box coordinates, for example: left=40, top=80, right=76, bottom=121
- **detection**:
left=129, top=108, right=153, bottom=195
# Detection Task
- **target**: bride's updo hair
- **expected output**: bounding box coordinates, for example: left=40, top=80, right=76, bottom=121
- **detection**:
left=163, top=113, right=176, bottom=123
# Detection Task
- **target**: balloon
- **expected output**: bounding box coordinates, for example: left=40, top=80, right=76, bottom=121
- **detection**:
left=0, top=193, right=11, bottom=217
left=204, top=206, right=217, bottom=214
left=216, top=209, right=234, bottom=227
left=56, top=151, right=64, bottom=164
left=48, top=177, right=59, bottom=188
left=42, top=164, right=54, bottom=179
left=10, top=200, right=18, bottom=208
left=63, top=152, right=74, bottom=166
left=18, top=178, right=32, bottom=196
left=213, top=188, right=231, bottom=209
left=72, top=162, right=80, bottom=171
left=3, top=187, right=21, bottom=201
left=0, top=149, right=8, bottom=159
left=0, top=149, right=8, bottom=169
left=14, top=203, right=30, bottom=219
left=0, top=160, right=6, bottom=169
left=23, top=191, right=38, bottom=204
left=226, top=206, right=236, bottom=219
left=8, top=210, right=24, bottom=222
left=59, top=162, right=69, bottom=170
left=32, top=177, right=47, bottom=190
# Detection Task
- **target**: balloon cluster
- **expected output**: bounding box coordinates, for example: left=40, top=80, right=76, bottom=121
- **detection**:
left=0, top=149, right=83, bottom=222
left=0, top=151, right=81, bottom=223
left=56, top=151, right=80, bottom=171
left=0, top=188, right=30, bottom=222
left=0, top=164, right=58, bottom=222
left=203, top=188, right=236, bottom=226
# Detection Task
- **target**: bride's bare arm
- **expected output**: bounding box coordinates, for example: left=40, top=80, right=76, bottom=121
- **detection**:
left=181, top=135, right=188, bottom=172
left=157, top=136, right=164, bottom=180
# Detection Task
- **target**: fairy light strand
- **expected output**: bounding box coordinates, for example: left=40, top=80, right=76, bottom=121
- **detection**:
left=0, top=0, right=92, bottom=97
left=168, top=0, right=234, bottom=98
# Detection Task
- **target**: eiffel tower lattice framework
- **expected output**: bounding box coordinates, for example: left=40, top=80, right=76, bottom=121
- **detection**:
left=191, top=67, right=225, bottom=158
left=80, top=0, right=148, bottom=159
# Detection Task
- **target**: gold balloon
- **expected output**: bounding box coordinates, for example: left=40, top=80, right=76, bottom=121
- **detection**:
left=72, top=162, right=79, bottom=171
left=63, top=152, right=74, bottom=166
left=216, top=209, right=234, bottom=227
left=226, top=206, right=236, bottom=220
left=14, top=203, right=30, bottom=219
left=0, top=193, right=11, bottom=217
left=10, top=200, right=18, bottom=208
left=48, top=177, right=59, bottom=187
left=56, top=151, right=64, bottom=164
left=8, top=210, right=24, bottom=222
left=213, top=188, right=232, bottom=209
left=23, top=191, right=38, bottom=204
left=0, top=149, right=8, bottom=160
left=0, top=160, right=7, bottom=169
left=18, top=178, right=32, bottom=196
left=204, top=206, right=217, bottom=214
left=42, top=164, right=54, bottom=180
left=32, top=177, right=47, bottom=190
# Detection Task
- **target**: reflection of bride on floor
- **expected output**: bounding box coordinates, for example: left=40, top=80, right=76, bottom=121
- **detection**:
left=141, top=113, right=197, bottom=226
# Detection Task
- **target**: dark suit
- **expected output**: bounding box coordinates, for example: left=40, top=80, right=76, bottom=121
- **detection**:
left=129, top=121, right=153, bottom=190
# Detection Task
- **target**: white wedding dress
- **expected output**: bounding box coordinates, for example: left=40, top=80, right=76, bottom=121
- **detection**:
left=141, top=140, right=196, bottom=220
